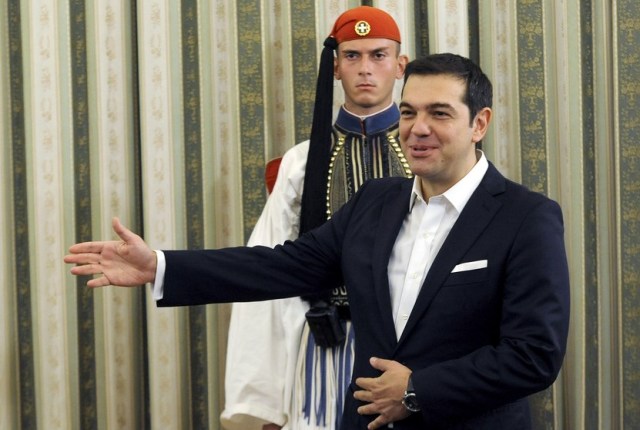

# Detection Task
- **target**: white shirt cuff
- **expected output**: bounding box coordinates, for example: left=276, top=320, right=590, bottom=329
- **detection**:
left=152, top=250, right=166, bottom=301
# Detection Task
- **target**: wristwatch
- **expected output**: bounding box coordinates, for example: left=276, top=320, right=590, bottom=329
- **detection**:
left=402, top=375, right=421, bottom=413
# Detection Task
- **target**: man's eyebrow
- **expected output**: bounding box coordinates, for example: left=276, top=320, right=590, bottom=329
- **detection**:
left=398, top=101, right=455, bottom=110
left=428, top=102, right=455, bottom=110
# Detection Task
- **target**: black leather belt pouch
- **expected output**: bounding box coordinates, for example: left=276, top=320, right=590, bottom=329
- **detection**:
left=305, top=303, right=346, bottom=348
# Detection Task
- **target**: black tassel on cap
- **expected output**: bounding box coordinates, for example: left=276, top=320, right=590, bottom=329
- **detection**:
left=299, top=36, right=338, bottom=235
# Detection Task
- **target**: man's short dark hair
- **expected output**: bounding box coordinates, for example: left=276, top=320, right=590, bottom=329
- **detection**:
left=402, top=53, right=493, bottom=124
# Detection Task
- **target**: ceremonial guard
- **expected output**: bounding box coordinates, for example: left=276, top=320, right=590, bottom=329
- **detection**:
left=221, top=7, right=411, bottom=430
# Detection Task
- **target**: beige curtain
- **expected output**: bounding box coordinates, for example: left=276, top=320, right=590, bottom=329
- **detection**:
left=0, top=0, right=637, bottom=429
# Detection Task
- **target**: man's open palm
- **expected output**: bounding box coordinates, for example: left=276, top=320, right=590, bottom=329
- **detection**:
left=64, top=217, right=157, bottom=288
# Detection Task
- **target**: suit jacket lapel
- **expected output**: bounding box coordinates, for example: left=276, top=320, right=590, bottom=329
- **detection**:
left=395, top=164, right=506, bottom=349
left=371, top=180, right=413, bottom=346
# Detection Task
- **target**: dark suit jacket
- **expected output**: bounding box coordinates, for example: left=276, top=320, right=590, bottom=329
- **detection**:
left=159, top=162, right=570, bottom=429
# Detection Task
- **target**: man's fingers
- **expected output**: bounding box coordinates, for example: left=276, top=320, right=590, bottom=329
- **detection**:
left=65, top=252, right=100, bottom=265
left=357, top=401, right=382, bottom=416
left=86, top=276, right=111, bottom=288
left=67, top=264, right=111, bottom=288
left=367, top=415, right=390, bottom=430
left=369, top=356, right=393, bottom=372
left=67, top=242, right=105, bottom=255
left=112, top=217, right=136, bottom=242
left=355, top=376, right=375, bottom=390
left=70, top=263, right=102, bottom=276
left=353, top=388, right=374, bottom=403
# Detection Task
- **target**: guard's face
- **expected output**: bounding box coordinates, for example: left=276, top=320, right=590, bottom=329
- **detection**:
left=334, top=38, right=406, bottom=116
left=399, top=74, right=491, bottom=197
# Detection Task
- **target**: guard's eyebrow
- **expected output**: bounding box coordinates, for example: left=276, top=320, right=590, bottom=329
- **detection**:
left=340, top=46, right=392, bottom=56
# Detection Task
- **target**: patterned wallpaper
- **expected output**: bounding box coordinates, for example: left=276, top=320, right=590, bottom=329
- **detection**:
left=0, top=0, right=637, bottom=429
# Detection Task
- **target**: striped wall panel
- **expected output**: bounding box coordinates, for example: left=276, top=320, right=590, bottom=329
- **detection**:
left=616, top=1, right=640, bottom=428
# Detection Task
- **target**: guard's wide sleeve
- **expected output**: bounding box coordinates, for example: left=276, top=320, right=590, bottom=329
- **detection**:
left=221, top=142, right=310, bottom=430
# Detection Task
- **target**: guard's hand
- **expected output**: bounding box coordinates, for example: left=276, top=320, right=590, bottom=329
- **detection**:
left=64, top=217, right=157, bottom=288
left=353, top=357, right=412, bottom=429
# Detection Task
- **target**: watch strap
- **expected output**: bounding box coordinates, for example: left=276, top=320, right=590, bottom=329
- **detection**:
left=402, top=375, right=421, bottom=413
left=407, top=375, right=415, bottom=392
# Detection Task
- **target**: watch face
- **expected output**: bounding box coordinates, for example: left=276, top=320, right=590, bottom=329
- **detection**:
left=402, top=392, right=421, bottom=413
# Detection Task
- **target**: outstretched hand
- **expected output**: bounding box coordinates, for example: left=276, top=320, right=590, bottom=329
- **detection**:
left=353, top=357, right=412, bottom=429
left=64, top=217, right=157, bottom=288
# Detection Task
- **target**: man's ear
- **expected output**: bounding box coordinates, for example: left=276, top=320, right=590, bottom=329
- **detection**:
left=396, top=54, right=409, bottom=79
left=472, top=107, right=492, bottom=143
left=334, top=56, right=341, bottom=80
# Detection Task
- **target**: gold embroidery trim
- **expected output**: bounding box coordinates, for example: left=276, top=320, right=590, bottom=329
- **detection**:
left=326, top=136, right=346, bottom=219
left=325, top=134, right=412, bottom=219
left=388, top=134, right=413, bottom=177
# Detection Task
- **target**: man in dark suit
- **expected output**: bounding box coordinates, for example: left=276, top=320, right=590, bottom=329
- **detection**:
left=65, top=53, right=570, bottom=429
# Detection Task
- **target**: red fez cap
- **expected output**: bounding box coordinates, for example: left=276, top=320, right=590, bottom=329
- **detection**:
left=329, top=6, right=401, bottom=44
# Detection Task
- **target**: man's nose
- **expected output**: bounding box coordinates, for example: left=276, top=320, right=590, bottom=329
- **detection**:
left=358, top=58, right=372, bottom=74
left=411, top=113, right=431, bottom=136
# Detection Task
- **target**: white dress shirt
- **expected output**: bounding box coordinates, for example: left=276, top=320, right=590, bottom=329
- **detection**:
left=387, top=152, right=488, bottom=339
left=152, top=250, right=166, bottom=301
